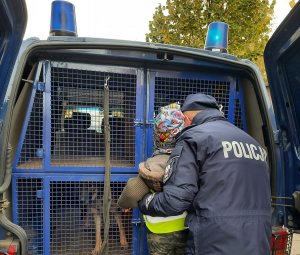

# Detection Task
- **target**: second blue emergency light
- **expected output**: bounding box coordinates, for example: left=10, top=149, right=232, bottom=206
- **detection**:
left=50, top=0, right=77, bottom=36
left=204, top=22, right=228, bottom=53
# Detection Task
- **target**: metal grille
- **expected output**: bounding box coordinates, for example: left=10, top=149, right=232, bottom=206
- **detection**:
left=15, top=178, right=44, bottom=255
left=51, top=66, right=136, bottom=167
left=17, top=91, right=44, bottom=169
left=50, top=181, right=132, bottom=255
left=154, top=77, right=231, bottom=119
left=234, top=99, right=243, bottom=129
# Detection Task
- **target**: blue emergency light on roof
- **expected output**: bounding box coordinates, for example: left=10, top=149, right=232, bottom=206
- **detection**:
left=204, top=22, right=228, bottom=53
left=50, top=0, right=77, bottom=36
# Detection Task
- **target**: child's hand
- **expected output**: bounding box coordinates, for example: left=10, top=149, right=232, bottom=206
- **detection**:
left=123, top=208, right=132, bottom=213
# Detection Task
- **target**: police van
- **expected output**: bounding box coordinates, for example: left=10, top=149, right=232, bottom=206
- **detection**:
left=0, top=0, right=299, bottom=254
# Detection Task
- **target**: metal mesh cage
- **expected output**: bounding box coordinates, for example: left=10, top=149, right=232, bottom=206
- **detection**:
left=17, top=90, right=44, bottom=169
left=50, top=181, right=132, bottom=255
left=15, top=178, right=44, bottom=254
left=13, top=61, right=247, bottom=255
left=234, top=99, right=243, bottom=129
left=50, top=65, right=136, bottom=167
left=154, top=76, right=231, bottom=119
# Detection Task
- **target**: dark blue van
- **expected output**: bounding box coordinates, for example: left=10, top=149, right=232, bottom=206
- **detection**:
left=0, top=0, right=299, bottom=254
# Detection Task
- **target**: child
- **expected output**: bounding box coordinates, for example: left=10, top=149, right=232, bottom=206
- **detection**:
left=118, top=103, right=187, bottom=255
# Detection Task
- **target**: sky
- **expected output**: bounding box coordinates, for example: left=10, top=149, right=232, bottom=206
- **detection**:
left=24, top=0, right=294, bottom=41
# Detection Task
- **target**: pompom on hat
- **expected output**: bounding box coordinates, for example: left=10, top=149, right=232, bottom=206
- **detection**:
left=181, top=93, right=219, bottom=112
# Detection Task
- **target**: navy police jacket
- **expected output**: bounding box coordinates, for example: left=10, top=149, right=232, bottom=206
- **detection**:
left=141, top=108, right=272, bottom=255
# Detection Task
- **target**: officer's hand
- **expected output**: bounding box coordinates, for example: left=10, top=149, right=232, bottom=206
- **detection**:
left=138, top=193, right=155, bottom=214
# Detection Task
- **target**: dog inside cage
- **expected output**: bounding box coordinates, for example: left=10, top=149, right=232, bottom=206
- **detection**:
left=50, top=181, right=132, bottom=255
left=79, top=183, right=129, bottom=254
left=15, top=178, right=133, bottom=255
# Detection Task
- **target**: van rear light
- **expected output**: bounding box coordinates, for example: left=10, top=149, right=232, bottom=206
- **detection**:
left=6, top=245, right=17, bottom=255
left=271, top=226, right=293, bottom=255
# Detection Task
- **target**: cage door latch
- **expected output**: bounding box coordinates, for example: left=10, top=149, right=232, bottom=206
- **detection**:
left=131, top=217, right=141, bottom=226
left=33, top=82, right=45, bottom=92
left=134, top=119, right=143, bottom=127
left=134, top=119, right=154, bottom=128
left=36, top=190, right=44, bottom=199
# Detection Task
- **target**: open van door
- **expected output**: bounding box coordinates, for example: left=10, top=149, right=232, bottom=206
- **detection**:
left=264, top=1, right=300, bottom=226
left=0, top=1, right=27, bottom=253
left=0, top=0, right=27, bottom=118
left=0, top=0, right=27, bottom=181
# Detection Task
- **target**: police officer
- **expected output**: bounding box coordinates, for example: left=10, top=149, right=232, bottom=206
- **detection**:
left=139, top=93, right=272, bottom=255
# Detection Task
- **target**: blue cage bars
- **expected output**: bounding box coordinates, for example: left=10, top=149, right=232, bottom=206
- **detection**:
left=12, top=60, right=245, bottom=255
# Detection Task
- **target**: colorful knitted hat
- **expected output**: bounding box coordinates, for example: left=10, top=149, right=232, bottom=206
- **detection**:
left=154, top=103, right=185, bottom=150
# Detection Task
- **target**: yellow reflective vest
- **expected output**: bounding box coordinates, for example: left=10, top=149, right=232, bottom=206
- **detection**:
left=144, top=211, right=187, bottom=234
